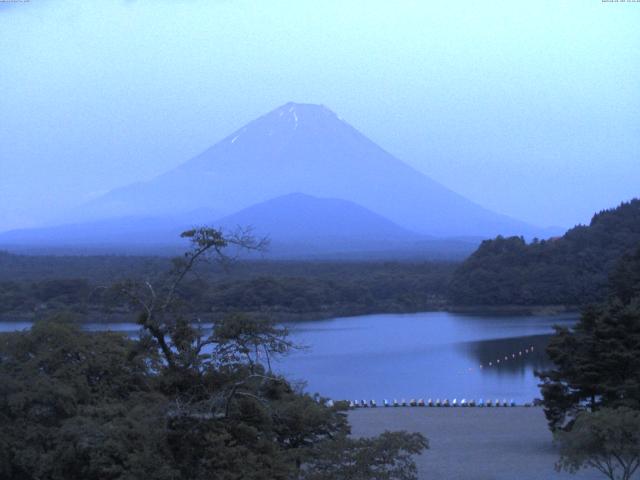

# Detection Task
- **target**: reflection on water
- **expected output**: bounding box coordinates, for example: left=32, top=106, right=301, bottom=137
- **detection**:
left=0, top=311, right=577, bottom=403
left=276, top=312, right=577, bottom=403
left=461, top=334, right=551, bottom=375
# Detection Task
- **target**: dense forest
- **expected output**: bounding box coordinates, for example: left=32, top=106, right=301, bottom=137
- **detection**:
left=0, top=229, right=427, bottom=479
left=0, top=253, right=455, bottom=322
left=3, top=199, right=639, bottom=320
left=449, top=199, right=640, bottom=306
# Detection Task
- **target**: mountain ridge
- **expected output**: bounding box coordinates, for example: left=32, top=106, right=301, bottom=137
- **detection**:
left=216, top=192, right=418, bottom=241
left=0, top=193, right=481, bottom=259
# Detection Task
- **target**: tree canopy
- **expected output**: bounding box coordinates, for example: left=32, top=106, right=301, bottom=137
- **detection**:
left=449, top=199, right=640, bottom=306
left=537, top=245, right=640, bottom=431
left=555, top=407, right=640, bottom=480
left=0, top=227, right=428, bottom=480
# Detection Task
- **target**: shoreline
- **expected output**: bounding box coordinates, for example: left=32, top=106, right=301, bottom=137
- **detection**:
left=0, top=304, right=580, bottom=324
left=446, top=304, right=579, bottom=316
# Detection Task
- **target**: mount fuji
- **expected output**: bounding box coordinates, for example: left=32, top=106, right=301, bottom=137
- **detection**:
left=78, top=102, right=540, bottom=238
left=0, top=103, right=552, bottom=256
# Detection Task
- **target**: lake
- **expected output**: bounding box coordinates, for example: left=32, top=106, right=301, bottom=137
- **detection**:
left=0, top=311, right=577, bottom=403
left=278, top=311, right=578, bottom=403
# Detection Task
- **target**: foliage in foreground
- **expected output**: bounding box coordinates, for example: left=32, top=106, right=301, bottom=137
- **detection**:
left=302, top=431, right=428, bottom=480
left=539, top=246, right=640, bottom=479
left=0, top=228, right=427, bottom=480
left=555, top=407, right=640, bottom=480
left=537, top=246, right=640, bottom=431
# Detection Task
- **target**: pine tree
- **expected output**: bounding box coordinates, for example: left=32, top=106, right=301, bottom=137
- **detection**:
left=538, top=246, right=640, bottom=430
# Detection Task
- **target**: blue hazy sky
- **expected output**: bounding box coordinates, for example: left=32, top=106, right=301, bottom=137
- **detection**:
left=1, top=0, right=639, bottom=232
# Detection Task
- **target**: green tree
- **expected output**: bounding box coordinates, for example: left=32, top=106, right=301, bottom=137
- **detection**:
left=609, top=246, right=640, bottom=305
left=0, top=317, right=172, bottom=480
left=449, top=199, right=640, bottom=306
left=537, top=249, right=640, bottom=430
left=555, top=407, right=640, bottom=480
left=1, top=227, right=428, bottom=480
left=301, top=431, right=428, bottom=480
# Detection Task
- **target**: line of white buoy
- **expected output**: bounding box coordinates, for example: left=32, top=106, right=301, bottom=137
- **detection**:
left=478, top=344, right=535, bottom=370
left=325, top=343, right=541, bottom=410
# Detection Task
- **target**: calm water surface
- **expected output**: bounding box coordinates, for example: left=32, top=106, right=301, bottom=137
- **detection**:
left=278, top=312, right=578, bottom=403
left=0, top=312, right=577, bottom=403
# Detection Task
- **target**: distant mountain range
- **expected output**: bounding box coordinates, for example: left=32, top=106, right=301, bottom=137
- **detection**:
left=0, top=102, right=559, bottom=257
left=0, top=193, right=480, bottom=258
left=216, top=193, right=484, bottom=258
left=219, top=193, right=413, bottom=239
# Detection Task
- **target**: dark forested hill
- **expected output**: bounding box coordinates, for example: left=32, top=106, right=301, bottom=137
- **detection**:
left=448, top=199, right=640, bottom=306
left=0, top=252, right=455, bottom=321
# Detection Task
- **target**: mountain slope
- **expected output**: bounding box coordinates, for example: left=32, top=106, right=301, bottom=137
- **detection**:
left=0, top=194, right=415, bottom=254
left=448, top=199, right=640, bottom=306
left=81, top=102, right=541, bottom=237
left=214, top=193, right=423, bottom=257
left=217, top=193, right=416, bottom=241
left=0, top=193, right=481, bottom=258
